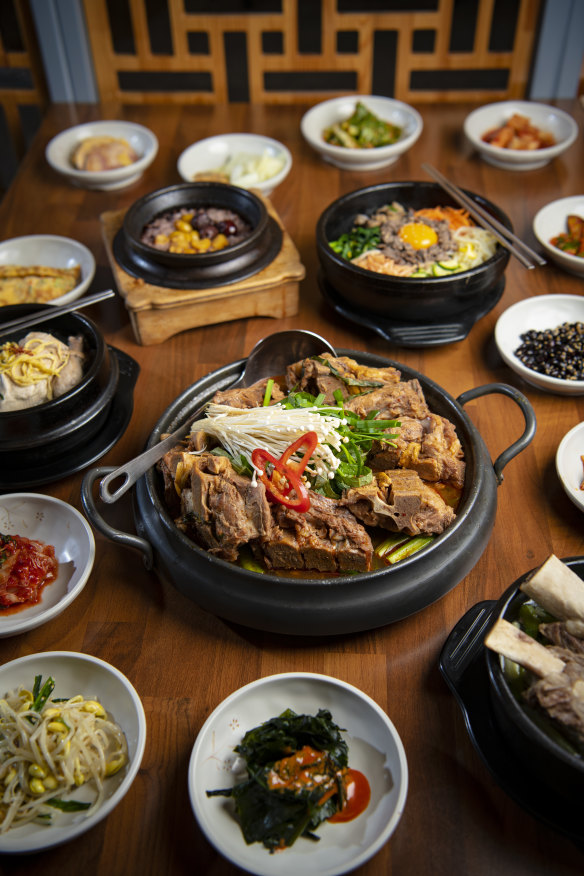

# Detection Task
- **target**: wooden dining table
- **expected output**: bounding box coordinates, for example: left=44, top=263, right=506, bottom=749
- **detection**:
left=0, top=98, right=583, bottom=876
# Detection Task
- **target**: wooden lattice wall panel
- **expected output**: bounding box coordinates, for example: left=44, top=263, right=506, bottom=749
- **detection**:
left=0, top=0, right=46, bottom=176
left=83, top=0, right=543, bottom=106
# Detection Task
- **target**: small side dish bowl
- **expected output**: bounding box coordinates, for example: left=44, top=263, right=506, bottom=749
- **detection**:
left=494, top=294, right=584, bottom=395
left=317, top=181, right=511, bottom=321
left=533, top=196, right=584, bottom=277
left=0, top=235, right=95, bottom=307
left=0, top=494, right=95, bottom=636
left=301, top=95, right=423, bottom=171
left=177, top=133, right=292, bottom=197
left=0, top=650, right=147, bottom=853
left=45, top=120, right=158, bottom=191
left=556, top=422, right=584, bottom=513
left=464, top=100, right=578, bottom=171
left=189, top=672, right=408, bottom=876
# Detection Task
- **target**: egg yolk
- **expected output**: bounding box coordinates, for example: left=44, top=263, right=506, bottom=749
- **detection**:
left=398, top=222, right=438, bottom=249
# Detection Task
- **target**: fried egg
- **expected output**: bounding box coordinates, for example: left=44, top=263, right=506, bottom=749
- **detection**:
left=398, top=222, right=439, bottom=250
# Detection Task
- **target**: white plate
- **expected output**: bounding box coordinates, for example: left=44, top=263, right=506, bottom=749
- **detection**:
left=300, top=95, right=423, bottom=171
left=0, top=235, right=95, bottom=307
left=556, top=422, right=584, bottom=513
left=0, top=494, right=95, bottom=637
left=0, top=651, right=146, bottom=853
left=494, top=294, right=584, bottom=395
left=464, top=100, right=578, bottom=171
left=189, top=672, right=408, bottom=876
left=45, top=120, right=158, bottom=191
left=533, top=196, right=584, bottom=277
left=177, top=133, right=292, bottom=196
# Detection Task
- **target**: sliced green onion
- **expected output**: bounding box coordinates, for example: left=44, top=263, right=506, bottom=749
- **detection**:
left=262, top=379, right=274, bottom=407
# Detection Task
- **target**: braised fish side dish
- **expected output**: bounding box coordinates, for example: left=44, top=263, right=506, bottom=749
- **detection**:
left=158, top=354, right=465, bottom=575
left=329, top=202, right=497, bottom=278
left=0, top=264, right=81, bottom=306
left=71, top=135, right=138, bottom=171
left=0, top=331, right=85, bottom=412
left=206, top=708, right=370, bottom=852
left=0, top=675, right=127, bottom=832
left=485, top=554, right=584, bottom=754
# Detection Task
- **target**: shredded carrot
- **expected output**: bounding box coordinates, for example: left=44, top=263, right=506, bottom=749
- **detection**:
left=414, top=206, right=473, bottom=231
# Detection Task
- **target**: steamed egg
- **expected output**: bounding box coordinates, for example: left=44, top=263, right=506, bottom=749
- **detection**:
left=398, top=222, right=439, bottom=250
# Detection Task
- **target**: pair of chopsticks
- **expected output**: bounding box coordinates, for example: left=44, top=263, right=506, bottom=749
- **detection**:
left=421, top=163, right=546, bottom=270
left=0, top=289, right=115, bottom=338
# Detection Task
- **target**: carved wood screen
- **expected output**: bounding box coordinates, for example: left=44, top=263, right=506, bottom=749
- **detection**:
left=83, top=0, right=544, bottom=106
left=0, top=0, right=46, bottom=186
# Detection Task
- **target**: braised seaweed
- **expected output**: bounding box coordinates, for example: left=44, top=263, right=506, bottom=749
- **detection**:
left=206, top=708, right=349, bottom=852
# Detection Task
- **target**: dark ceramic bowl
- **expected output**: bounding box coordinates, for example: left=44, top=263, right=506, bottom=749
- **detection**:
left=114, top=182, right=282, bottom=289
left=82, top=350, right=535, bottom=636
left=484, top=557, right=584, bottom=801
left=316, top=181, right=511, bottom=321
left=0, top=304, right=117, bottom=460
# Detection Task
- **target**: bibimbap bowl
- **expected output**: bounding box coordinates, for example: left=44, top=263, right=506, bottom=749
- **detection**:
left=316, top=182, right=511, bottom=322
left=82, top=350, right=535, bottom=636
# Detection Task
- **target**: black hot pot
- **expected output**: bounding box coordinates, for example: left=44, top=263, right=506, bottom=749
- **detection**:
left=0, top=304, right=139, bottom=488
left=112, top=181, right=283, bottom=289
left=81, top=350, right=535, bottom=636
left=485, top=558, right=584, bottom=801
left=440, top=557, right=584, bottom=838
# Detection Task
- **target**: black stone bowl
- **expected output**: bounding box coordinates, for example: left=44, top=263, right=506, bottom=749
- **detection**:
left=484, top=558, right=584, bottom=802
left=114, top=181, right=282, bottom=289
left=316, top=181, right=511, bottom=321
left=0, top=304, right=118, bottom=463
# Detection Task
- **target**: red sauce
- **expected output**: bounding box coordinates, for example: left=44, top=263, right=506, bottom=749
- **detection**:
left=0, top=533, right=58, bottom=612
left=328, top=769, right=371, bottom=823
left=267, top=745, right=371, bottom=824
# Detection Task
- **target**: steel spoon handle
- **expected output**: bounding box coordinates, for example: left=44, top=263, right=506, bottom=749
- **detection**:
left=99, top=419, right=192, bottom=503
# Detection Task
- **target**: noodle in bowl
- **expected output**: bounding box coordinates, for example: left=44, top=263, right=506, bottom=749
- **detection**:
left=316, top=182, right=512, bottom=322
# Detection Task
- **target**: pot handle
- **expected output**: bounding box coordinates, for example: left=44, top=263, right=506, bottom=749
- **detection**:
left=457, top=382, right=536, bottom=485
left=81, top=467, right=154, bottom=571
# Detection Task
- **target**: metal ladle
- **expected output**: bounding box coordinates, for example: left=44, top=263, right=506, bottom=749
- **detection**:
left=98, top=329, right=336, bottom=504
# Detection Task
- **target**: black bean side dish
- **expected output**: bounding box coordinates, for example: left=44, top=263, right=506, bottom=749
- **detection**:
left=514, top=322, right=584, bottom=381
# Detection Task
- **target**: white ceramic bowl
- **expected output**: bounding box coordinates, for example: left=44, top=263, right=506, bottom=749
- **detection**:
left=300, top=95, right=423, bottom=171
left=46, top=120, right=158, bottom=191
left=464, top=101, right=578, bottom=171
left=0, top=235, right=95, bottom=307
left=533, top=196, right=584, bottom=277
left=0, top=494, right=95, bottom=637
left=556, top=421, right=584, bottom=513
left=494, top=294, right=584, bottom=395
left=0, top=650, right=146, bottom=853
left=177, top=133, right=292, bottom=197
left=189, top=672, right=408, bottom=876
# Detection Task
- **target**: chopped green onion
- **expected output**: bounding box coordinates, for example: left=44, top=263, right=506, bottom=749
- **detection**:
left=262, top=379, right=274, bottom=407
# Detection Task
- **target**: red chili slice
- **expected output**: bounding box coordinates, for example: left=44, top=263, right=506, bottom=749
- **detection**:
left=279, top=431, right=318, bottom=474
left=251, top=431, right=318, bottom=513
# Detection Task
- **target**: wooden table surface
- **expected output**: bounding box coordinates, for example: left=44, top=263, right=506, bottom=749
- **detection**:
left=0, top=100, right=583, bottom=876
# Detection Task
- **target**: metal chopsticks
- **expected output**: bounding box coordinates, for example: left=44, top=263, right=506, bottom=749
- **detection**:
left=421, top=163, right=546, bottom=270
left=0, top=289, right=116, bottom=338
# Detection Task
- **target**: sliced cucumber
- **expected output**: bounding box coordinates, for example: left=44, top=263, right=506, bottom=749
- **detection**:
left=437, top=259, right=460, bottom=270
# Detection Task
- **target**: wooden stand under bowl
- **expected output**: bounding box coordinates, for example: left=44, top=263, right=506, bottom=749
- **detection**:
left=100, top=195, right=304, bottom=345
